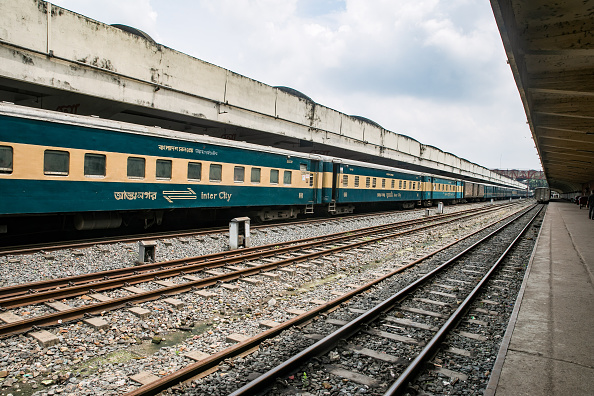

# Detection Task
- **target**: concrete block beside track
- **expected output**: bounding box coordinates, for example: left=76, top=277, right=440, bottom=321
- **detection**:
left=129, top=372, right=159, bottom=385
left=195, top=290, right=218, bottom=299
left=0, top=312, right=22, bottom=324
left=84, top=317, right=109, bottom=330
left=226, top=333, right=249, bottom=343
left=185, top=350, right=210, bottom=361
left=44, top=301, right=71, bottom=312
left=128, top=307, right=151, bottom=319
left=163, top=298, right=184, bottom=309
left=29, top=330, right=59, bottom=348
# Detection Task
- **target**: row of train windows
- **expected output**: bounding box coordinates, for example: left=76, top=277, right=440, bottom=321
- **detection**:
left=339, top=173, right=458, bottom=191
left=434, top=183, right=456, bottom=191
left=0, top=147, right=294, bottom=184
left=342, top=175, right=421, bottom=190
left=0, top=146, right=461, bottom=191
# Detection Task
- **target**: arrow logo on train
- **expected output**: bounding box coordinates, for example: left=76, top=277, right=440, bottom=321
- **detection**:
left=163, top=188, right=197, bottom=203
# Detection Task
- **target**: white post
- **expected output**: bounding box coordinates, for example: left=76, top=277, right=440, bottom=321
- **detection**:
left=230, top=217, right=251, bottom=250
left=138, top=240, right=156, bottom=264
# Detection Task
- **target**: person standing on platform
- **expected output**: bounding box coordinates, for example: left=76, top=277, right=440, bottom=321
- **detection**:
left=588, top=190, right=594, bottom=220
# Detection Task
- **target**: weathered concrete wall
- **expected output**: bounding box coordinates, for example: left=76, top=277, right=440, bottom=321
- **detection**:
left=0, top=0, right=525, bottom=188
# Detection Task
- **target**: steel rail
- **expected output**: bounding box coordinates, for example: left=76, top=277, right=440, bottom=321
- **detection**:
left=0, top=204, right=528, bottom=337
left=0, top=203, right=514, bottom=304
left=384, top=204, right=543, bottom=395
left=227, top=204, right=538, bottom=396
left=122, top=203, right=536, bottom=396
left=0, top=202, right=520, bottom=255
left=0, top=205, right=445, bottom=255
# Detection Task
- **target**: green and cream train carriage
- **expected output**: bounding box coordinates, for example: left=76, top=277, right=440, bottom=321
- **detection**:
left=0, top=103, right=524, bottom=234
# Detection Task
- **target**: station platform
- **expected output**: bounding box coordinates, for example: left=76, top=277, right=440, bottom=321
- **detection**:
left=487, top=201, right=594, bottom=395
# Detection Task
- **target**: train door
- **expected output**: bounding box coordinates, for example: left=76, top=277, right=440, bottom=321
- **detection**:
left=331, top=161, right=341, bottom=202
left=309, top=159, right=322, bottom=205
left=321, top=161, right=334, bottom=203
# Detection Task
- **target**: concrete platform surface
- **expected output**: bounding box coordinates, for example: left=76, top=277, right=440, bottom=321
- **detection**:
left=494, top=201, right=594, bottom=395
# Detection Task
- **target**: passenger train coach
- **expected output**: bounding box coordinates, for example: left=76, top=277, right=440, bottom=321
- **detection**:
left=0, top=104, right=527, bottom=234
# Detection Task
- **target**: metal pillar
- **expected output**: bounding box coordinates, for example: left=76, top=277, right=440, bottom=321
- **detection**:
left=437, top=202, right=444, bottom=214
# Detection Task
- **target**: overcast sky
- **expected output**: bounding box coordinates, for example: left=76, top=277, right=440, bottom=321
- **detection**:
left=50, top=0, right=542, bottom=170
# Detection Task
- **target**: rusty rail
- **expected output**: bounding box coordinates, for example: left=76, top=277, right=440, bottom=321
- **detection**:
left=228, top=204, right=540, bottom=396
left=0, top=203, right=515, bottom=305
left=123, top=204, right=536, bottom=396
left=0, top=204, right=524, bottom=337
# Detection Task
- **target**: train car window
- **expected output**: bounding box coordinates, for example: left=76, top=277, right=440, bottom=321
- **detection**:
left=234, top=166, right=245, bottom=183
left=251, top=167, right=261, bottom=183
left=418, top=182, right=421, bottom=190
left=372, top=178, right=377, bottom=188
left=283, top=170, right=292, bottom=185
left=44, top=150, right=69, bottom=176
left=127, top=157, right=145, bottom=179
left=391, top=180, right=395, bottom=188
left=412, top=182, right=416, bottom=190
left=354, top=176, right=359, bottom=187
left=309, top=173, right=314, bottom=187
left=187, top=162, right=202, bottom=181
left=399, top=180, right=402, bottom=189
left=366, top=177, right=371, bottom=188
left=209, top=164, right=222, bottom=182
left=84, top=153, right=106, bottom=177
left=156, top=159, right=172, bottom=180
left=382, top=179, right=386, bottom=188
left=0, top=146, right=13, bottom=174
left=342, top=174, right=348, bottom=187
left=270, top=169, right=279, bottom=184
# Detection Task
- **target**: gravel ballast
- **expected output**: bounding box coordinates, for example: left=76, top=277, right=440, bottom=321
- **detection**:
left=0, top=202, right=533, bottom=396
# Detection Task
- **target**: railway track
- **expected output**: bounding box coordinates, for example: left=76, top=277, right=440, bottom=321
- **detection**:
left=117, top=203, right=541, bottom=396
left=0, top=202, right=515, bottom=256
left=0, top=202, right=516, bottom=303
left=0, top=209, right=415, bottom=255
left=0, top=202, right=521, bottom=338
left=227, top=204, right=544, bottom=395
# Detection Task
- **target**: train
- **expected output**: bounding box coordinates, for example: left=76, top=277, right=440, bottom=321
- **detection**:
left=534, top=187, right=551, bottom=203
left=0, top=103, right=529, bottom=234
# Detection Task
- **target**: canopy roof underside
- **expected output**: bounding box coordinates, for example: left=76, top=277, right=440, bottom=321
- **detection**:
left=491, top=0, right=594, bottom=193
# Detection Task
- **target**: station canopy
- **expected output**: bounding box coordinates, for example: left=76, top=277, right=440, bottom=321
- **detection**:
left=491, top=0, right=594, bottom=193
